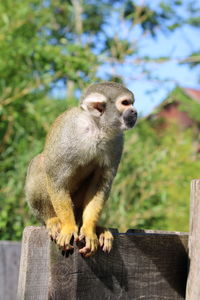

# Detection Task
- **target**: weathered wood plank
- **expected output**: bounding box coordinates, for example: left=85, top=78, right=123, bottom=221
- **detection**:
left=17, top=226, right=188, bottom=300
left=0, top=241, right=21, bottom=300
left=186, top=179, right=200, bottom=300
left=17, top=226, right=50, bottom=300
left=49, top=229, right=188, bottom=300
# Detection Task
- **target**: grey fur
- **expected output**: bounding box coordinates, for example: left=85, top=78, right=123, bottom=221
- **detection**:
left=25, top=81, right=136, bottom=253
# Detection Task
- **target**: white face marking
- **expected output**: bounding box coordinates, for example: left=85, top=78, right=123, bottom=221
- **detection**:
left=116, top=93, right=134, bottom=104
left=115, top=94, right=134, bottom=114
left=83, top=92, right=107, bottom=104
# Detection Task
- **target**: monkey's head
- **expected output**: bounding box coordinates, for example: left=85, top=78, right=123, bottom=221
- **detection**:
left=80, top=82, right=137, bottom=134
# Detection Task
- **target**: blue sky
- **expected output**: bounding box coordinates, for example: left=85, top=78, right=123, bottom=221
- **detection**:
left=52, top=1, right=200, bottom=117
left=96, top=2, right=200, bottom=116
left=131, top=25, right=200, bottom=116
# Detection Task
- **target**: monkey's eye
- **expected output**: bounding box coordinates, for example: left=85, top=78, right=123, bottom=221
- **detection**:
left=121, top=100, right=130, bottom=106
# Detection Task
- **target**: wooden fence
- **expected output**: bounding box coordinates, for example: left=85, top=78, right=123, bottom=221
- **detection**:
left=1, top=179, right=200, bottom=299
left=0, top=241, right=21, bottom=300
left=17, top=227, right=188, bottom=300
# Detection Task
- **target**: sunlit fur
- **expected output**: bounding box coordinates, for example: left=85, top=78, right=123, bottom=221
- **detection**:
left=25, top=81, right=137, bottom=257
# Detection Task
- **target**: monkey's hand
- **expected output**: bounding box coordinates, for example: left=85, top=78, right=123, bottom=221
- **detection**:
left=97, top=227, right=113, bottom=253
left=78, top=227, right=99, bottom=258
left=56, top=224, right=78, bottom=250
left=46, top=217, right=61, bottom=241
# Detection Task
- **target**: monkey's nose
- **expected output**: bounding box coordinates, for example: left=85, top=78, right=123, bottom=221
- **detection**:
left=130, top=109, right=137, bottom=118
left=128, top=109, right=138, bottom=122
left=123, top=108, right=137, bottom=128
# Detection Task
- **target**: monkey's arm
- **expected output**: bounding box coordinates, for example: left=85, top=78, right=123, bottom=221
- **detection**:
left=46, top=177, right=78, bottom=249
left=79, top=167, right=115, bottom=256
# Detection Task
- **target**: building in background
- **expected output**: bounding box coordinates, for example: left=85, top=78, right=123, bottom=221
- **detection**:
left=148, top=86, right=200, bottom=131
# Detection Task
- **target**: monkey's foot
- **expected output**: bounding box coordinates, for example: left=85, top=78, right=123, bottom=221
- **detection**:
left=78, top=227, right=99, bottom=258
left=97, top=227, right=113, bottom=253
left=46, top=217, right=61, bottom=240
left=56, top=225, right=78, bottom=250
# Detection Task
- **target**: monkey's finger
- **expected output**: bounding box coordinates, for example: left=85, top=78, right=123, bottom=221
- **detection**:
left=50, top=229, right=59, bottom=240
left=102, top=238, right=112, bottom=253
left=80, top=247, right=94, bottom=258
left=99, top=235, right=104, bottom=247
left=84, top=251, right=95, bottom=258
left=48, top=230, right=53, bottom=239
left=56, top=223, right=61, bottom=232
left=56, top=235, right=65, bottom=247
left=65, top=234, right=73, bottom=245
left=62, top=234, right=75, bottom=248
left=107, top=239, right=112, bottom=253
left=85, top=237, right=91, bottom=249
left=58, top=242, right=74, bottom=251
left=87, top=237, right=98, bottom=253
left=73, top=232, right=79, bottom=241
left=79, top=246, right=90, bottom=254
left=91, top=240, right=98, bottom=253
left=102, top=240, right=109, bottom=252
left=57, top=234, right=72, bottom=247
left=64, top=243, right=74, bottom=251
left=106, top=235, right=113, bottom=252
left=50, top=234, right=57, bottom=242
left=79, top=234, right=85, bottom=241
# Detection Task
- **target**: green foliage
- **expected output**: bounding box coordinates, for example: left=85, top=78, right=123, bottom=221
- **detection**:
left=0, top=96, right=77, bottom=240
left=0, top=0, right=97, bottom=103
left=0, top=0, right=200, bottom=240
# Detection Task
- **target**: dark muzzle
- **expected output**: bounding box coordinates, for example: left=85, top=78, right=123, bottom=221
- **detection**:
left=123, top=108, right=137, bottom=128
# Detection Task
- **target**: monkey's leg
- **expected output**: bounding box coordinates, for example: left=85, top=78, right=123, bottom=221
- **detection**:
left=96, top=226, right=113, bottom=253
left=47, top=180, right=78, bottom=250
left=27, top=190, right=61, bottom=240
left=25, top=155, right=61, bottom=240
left=26, top=178, right=61, bottom=240
left=34, top=193, right=62, bottom=241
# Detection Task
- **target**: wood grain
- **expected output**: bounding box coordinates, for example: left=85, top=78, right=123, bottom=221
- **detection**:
left=17, top=226, right=188, bottom=300
left=186, top=179, right=200, bottom=300
left=17, top=226, right=50, bottom=300
left=49, top=229, right=188, bottom=300
left=0, top=241, right=21, bottom=300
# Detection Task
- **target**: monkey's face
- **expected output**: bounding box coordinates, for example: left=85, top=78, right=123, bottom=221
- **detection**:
left=80, top=82, right=137, bottom=133
left=115, top=94, right=137, bottom=131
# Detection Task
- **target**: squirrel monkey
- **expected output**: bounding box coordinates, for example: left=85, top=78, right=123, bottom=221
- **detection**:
left=25, top=82, right=137, bottom=257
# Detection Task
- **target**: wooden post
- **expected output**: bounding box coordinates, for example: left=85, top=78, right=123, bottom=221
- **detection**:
left=0, top=241, right=21, bottom=300
left=17, top=226, right=50, bottom=300
left=186, top=179, right=200, bottom=300
left=17, top=226, right=188, bottom=300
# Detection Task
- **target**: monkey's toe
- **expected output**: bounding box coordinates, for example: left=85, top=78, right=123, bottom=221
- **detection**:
left=98, top=229, right=113, bottom=253
left=79, top=246, right=92, bottom=256
left=52, top=229, right=78, bottom=249
left=46, top=217, right=61, bottom=240
left=56, top=225, right=78, bottom=249
left=78, top=232, right=99, bottom=257
left=56, top=233, right=74, bottom=248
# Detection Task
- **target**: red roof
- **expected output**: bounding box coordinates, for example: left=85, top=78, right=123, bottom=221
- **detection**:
left=183, top=88, right=200, bottom=103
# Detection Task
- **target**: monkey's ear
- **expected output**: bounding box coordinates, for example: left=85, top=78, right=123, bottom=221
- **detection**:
left=81, top=101, right=106, bottom=117
left=81, top=93, right=107, bottom=117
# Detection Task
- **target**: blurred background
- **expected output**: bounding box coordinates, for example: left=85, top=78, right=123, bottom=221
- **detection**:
left=0, top=0, right=200, bottom=240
